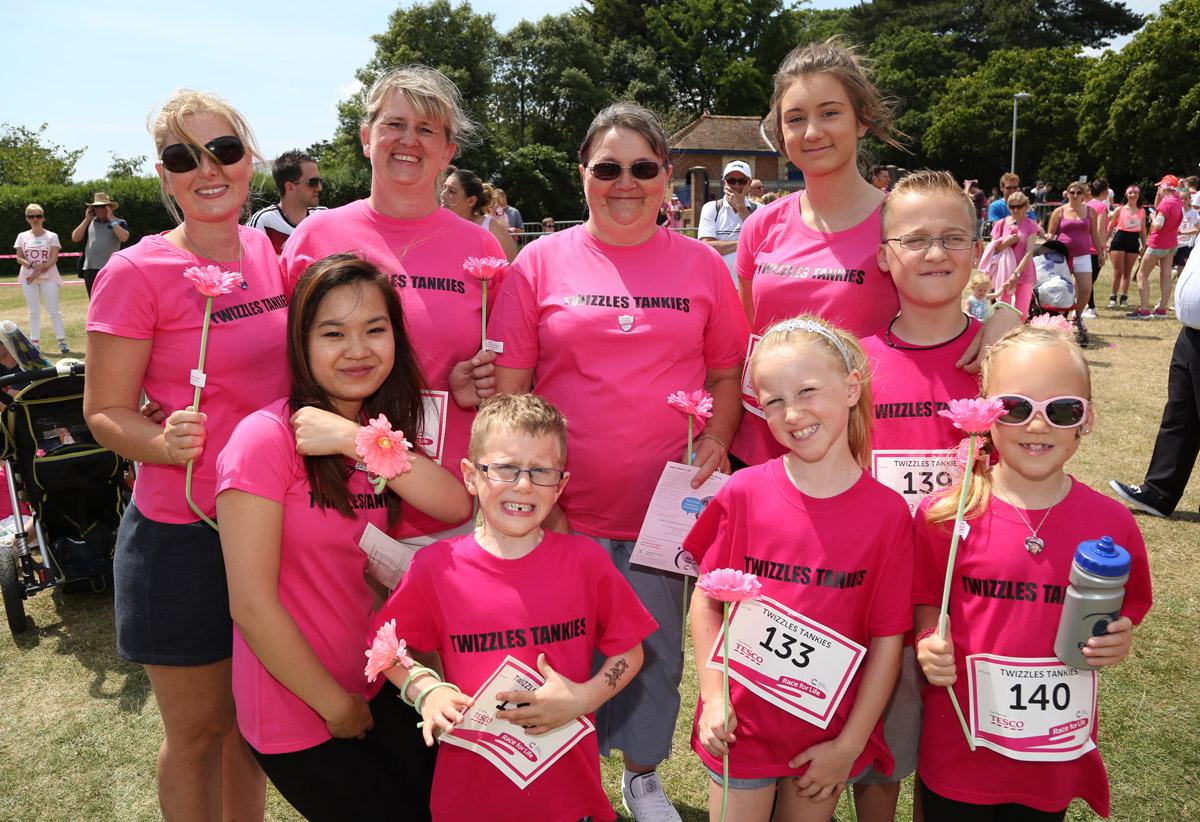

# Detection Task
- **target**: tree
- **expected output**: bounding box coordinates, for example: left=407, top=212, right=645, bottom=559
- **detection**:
left=497, top=143, right=583, bottom=222
left=107, top=153, right=148, bottom=179
left=1079, top=0, right=1200, bottom=182
left=0, top=124, right=85, bottom=186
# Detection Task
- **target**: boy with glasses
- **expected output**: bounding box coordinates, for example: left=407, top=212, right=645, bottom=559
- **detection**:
left=699, top=160, right=757, bottom=282
left=249, top=149, right=326, bottom=254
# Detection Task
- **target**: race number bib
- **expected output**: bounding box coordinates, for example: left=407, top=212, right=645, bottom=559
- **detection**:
left=967, top=654, right=1097, bottom=762
left=740, top=334, right=765, bottom=419
left=417, top=390, right=448, bottom=464
left=707, top=595, right=866, bottom=729
left=870, top=449, right=955, bottom=516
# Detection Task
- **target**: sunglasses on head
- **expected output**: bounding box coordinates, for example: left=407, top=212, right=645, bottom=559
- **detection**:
left=160, top=135, right=246, bottom=173
left=586, top=160, right=663, bottom=181
left=992, top=394, right=1089, bottom=428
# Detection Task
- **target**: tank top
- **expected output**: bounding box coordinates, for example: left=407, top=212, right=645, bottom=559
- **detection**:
left=1116, top=206, right=1144, bottom=233
left=1058, top=208, right=1093, bottom=257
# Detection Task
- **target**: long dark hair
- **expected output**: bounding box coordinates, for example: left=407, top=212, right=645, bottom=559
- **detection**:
left=287, top=253, right=426, bottom=522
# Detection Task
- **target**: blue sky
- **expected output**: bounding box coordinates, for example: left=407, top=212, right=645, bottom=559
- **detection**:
left=2, top=0, right=1164, bottom=182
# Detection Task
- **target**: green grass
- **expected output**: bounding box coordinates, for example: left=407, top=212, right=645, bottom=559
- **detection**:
left=1, top=269, right=1196, bottom=820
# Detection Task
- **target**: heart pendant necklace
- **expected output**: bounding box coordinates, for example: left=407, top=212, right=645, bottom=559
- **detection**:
left=994, top=475, right=1071, bottom=556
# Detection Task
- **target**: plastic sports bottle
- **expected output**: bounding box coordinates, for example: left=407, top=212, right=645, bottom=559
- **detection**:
left=1054, top=536, right=1130, bottom=670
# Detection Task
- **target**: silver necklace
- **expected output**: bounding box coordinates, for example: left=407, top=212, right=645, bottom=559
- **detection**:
left=994, top=475, right=1071, bottom=555
left=182, top=228, right=247, bottom=289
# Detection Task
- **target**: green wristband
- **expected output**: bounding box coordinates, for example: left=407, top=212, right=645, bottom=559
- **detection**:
left=414, top=680, right=462, bottom=715
left=399, top=665, right=438, bottom=707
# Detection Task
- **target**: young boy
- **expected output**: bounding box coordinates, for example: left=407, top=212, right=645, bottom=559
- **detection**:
left=374, top=393, right=657, bottom=822
left=854, top=170, right=985, bottom=821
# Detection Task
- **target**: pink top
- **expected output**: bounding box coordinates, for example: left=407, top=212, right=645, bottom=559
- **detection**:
left=216, top=399, right=386, bottom=753
left=1085, top=199, right=1109, bottom=252
left=993, top=216, right=1040, bottom=286
left=913, top=481, right=1152, bottom=817
left=280, top=201, right=505, bottom=537
left=488, top=225, right=748, bottom=539
left=13, top=230, right=62, bottom=285
left=684, top=461, right=913, bottom=779
left=86, top=228, right=290, bottom=523
left=375, top=531, right=658, bottom=822
left=1057, top=208, right=1093, bottom=258
left=1148, top=192, right=1183, bottom=249
left=732, top=195, right=898, bottom=466
left=1114, top=205, right=1145, bottom=233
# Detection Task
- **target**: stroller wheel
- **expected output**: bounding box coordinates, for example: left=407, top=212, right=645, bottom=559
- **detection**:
left=1, top=550, right=29, bottom=635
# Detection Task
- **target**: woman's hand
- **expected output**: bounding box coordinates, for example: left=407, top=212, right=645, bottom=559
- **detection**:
left=690, top=436, right=730, bottom=487
left=696, top=696, right=737, bottom=757
left=290, top=406, right=357, bottom=458
left=325, top=692, right=374, bottom=739
left=1082, top=616, right=1134, bottom=667
left=162, top=407, right=207, bottom=465
left=449, top=349, right=498, bottom=408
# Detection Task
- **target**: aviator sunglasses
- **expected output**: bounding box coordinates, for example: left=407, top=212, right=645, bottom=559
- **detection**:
left=160, top=135, right=246, bottom=173
left=586, top=160, right=663, bottom=181
left=991, top=394, right=1089, bottom=428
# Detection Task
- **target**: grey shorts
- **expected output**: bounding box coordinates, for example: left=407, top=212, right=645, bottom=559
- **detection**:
left=705, top=765, right=872, bottom=791
left=1146, top=246, right=1175, bottom=258
left=854, top=646, right=923, bottom=784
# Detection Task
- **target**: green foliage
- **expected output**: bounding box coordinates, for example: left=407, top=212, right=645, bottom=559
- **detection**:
left=0, top=124, right=85, bottom=186
left=497, top=143, right=583, bottom=222
left=105, top=153, right=148, bottom=180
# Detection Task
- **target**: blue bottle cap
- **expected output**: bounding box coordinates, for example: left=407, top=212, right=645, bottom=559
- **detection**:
left=1074, top=535, right=1131, bottom=577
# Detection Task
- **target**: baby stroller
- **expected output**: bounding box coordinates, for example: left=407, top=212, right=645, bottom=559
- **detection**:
left=0, top=328, right=131, bottom=635
left=1028, top=239, right=1077, bottom=320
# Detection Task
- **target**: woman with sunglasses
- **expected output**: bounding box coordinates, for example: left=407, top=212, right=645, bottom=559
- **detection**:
left=440, top=169, right=519, bottom=261
left=1048, top=184, right=1105, bottom=345
left=913, top=324, right=1151, bottom=821
left=1105, top=186, right=1146, bottom=309
left=84, top=90, right=289, bottom=821
left=486, top=101, right=749, bottom=820
left=13, top=204, right=68, bottom=354
left=280, top=67, right=504, bottom=583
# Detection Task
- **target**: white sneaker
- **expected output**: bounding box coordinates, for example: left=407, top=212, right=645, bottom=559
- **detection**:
left=1081, top=307, right=1097, bottom=319
left=622, top=770, right=682, bottom=822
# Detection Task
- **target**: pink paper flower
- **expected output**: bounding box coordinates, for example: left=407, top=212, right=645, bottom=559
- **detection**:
left=697, top=568, right=762, bottom=602
left=364, top=619, right=415, bottom=682
left=937, top=397, right=1006, bottom=435
left=182, top=264, right=244, bottom=297
left=462, top=256, right=508, bottom=282
left=667, top=389, right=714, bottom=430
left=354, top=414, right=414, bottom=480
left=952, top=437, right=988, bottom=473
left=1030, top=314, right=1073, bottom=334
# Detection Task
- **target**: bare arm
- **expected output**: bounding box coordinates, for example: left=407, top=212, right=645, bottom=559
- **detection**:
left=112, top=221, right=130, bottom=243
left=1047, top=207, right=1062, bottom=237
left=701, top=237, right=739, bottom=256
left=691, top=365, right=742, bottom=486
left=489, top=219, right=518, bottom=263
left=71, top=210, right=92, bottom=244
left=494, top=365, right=534, bottom=395
left=737, top=276, right=755, bottom=327
left=692, top=591, right=737, bottom=756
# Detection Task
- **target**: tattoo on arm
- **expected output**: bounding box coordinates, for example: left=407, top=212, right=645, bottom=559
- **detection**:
left=603, top=658, right=629, bottom=689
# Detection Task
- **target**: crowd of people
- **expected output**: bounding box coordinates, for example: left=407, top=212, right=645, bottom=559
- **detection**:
left=48, top=33, right=1182, bottom=822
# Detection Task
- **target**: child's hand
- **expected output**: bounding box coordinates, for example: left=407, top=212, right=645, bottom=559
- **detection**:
left=788, top=737, right=855, bottom=801
left=419, top=686, right=474, bottom=747
left=918, top=626, right=957, bottom=686
left=494, top=653, right=586, bottom=735
left=1082, top=616, right=1134, bottom=667
left=325, top=692, right=373, bottom=740
left=696, top=697, right=737, bottom=757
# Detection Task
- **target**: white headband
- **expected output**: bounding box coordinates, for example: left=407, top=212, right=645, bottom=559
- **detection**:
left=765, top=318, right=854, bottom=372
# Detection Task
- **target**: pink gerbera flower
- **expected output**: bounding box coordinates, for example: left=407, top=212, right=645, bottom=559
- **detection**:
left=462, top=256, right=508, bottom=282
left=182, top=264, right=244, bottom=297
left=354, top=414, right=414, bottom=480
left=1030, top=314, right=1073, bottom=334
left=952, top=436, right=988, bottom=474
left=364, top=619, right=415, bottom=682
left=697, top=568, right=762, bottom=602
left=937, top=397, right=1006, bottom=435
left=666, top=389, right=714, bottom=429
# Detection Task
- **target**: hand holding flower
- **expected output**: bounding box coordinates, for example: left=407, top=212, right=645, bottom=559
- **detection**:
left=448, top=348, right=498, bottom=408
left=697, top=696, right=737, bottom=758
left=917, top=624, right=957, bottom=687
left=163, top=407, right=207, bottom=466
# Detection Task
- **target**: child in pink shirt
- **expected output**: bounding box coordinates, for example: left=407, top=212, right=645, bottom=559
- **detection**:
left=371, top=394, right=657, bottom=822
left=687, top=315, right=912, bottom=822
left=914, top=326, right=1152, bottom=819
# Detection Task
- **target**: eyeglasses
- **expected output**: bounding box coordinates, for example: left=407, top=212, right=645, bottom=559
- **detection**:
left=25, top=214, right=43, bottom=219
left=725, top=177, right=750, bottom=186
left=992, top=394, right=1089, bottom=428
left=474, top=463, right=565, bottom=487
left=304, top=177, right=322, bottom=188
left=884, top=233, right=976, bottom=251
left=586, top=161, right=663, bottom=181
left=160, top=135, right=246, bottom=173
left=1068, top=189, right=1085, bottom=196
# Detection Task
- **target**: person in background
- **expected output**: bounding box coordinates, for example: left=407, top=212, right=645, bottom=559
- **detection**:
left=1128, top=174, right=1184, bottom=319
left=1048, top=182, right=1104, bottom=346
left=748, top=178, right=766, bottom=204
left=698, top=159, right=757, bottom=282
left=13, top=204, right=68, bottom=354
left=71, top=192, right=129, bottom=296
left=870, top=164, right=892, bottom=191
left=540, top=216, right=556, bottom=235
left=441, top=169, right=519, bottom=262
left=1105, top=185, right=1146, bottom=309
left=986, top=172, right=1021, bottom=234
left=493, top=188, right=523, bottom=233
left=248, top=150, right=325, bottom=254
left=1083, top=178, right=1113, bottom=319
left=1172, top=187, right=1198, bottom=279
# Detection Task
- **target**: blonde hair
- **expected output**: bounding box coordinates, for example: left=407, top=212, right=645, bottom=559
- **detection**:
left=880, top=169, right=975, bottom=234
left=469, top=394, right=569, bottom=465
left=968, top=272, right=991, bottom=292
left=748, top=314, right=874, bottom=467
left=925, top=326, right=1091, bottom=525
left=361, top=64, right=480, bottom=147
left=1006, top=191, right=1030, bottom=209
left=148, top=89, right=263, bottom=224
left=24, top=203, right=43, bottom=215
left=769, top=38, right=904, bottom=157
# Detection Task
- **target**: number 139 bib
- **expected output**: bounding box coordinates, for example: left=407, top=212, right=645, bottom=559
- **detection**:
left=967, top=654, right=1097, bottom=762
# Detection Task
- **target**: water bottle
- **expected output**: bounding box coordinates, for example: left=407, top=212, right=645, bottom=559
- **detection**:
left=1054, top=536, right=1130, bottom=670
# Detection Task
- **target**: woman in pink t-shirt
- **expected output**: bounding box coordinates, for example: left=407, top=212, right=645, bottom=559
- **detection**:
left=732, top=40, right=1021, bottom=467
left=83, top=91, right=287, bottom=821
left=215, top=255, right=470, bottom=820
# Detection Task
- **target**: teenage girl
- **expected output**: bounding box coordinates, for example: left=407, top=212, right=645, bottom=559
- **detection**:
left=686, top=315, right=913, bottom=821
left=1105, top=186, right=1146, bottom=309
left=1048, top=184, right=1105, bottom=344
left=914, top=325, right=1152, bottom=820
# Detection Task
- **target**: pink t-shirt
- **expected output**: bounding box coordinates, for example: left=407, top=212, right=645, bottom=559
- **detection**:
left=862, top=320, right=982, bottom=513
left=1085, top=199, right=1109, bottom=252
left=732, top=195, right=898, bottom=466
left=912, top=481, right=1152, bottom=816
left=216, top=399, right=386, bottom=753
left=488, top=225, right=748, bottom=539
left=375, top=531, right=658, bottom=822
left=86, top=229, right=290, bottom=523
left=1148, top=192, right=1183, bottom=249
left=13, top=230, right=62, bottom=285
left=280, top=201, right=504, bottom=538
left=994, top=216, right=1039, bottom=285
left=683, top=461, right=913, bottom=779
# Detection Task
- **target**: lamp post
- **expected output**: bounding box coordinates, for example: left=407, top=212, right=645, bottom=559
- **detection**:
left=1010, top=92, right=1032, bottom=173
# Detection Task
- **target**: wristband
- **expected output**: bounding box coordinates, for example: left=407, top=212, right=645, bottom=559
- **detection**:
left=399, top=665, right=438, bottom=707
left=414, top=680, right=461, bottom=715
left=914, top=626, right=936, bottom=648
left=698, top=433, right=729, bottom=451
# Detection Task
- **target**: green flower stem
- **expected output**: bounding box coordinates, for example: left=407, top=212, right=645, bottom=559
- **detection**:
left=938, top=433, right=976, bottom=751
left=720, top=600, right=731, bottom=822
left=481, top=280, right=488, bottom=349
left=683, top=416, right=695, bottom=651
left=185, top=296, right=218, bottom=531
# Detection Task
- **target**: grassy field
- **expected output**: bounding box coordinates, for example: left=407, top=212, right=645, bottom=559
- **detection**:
left=0, top=272, right=1197, bottom=820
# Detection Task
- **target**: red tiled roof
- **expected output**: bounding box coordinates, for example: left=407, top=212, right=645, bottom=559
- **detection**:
left=670, top=114, right=778, bottom=154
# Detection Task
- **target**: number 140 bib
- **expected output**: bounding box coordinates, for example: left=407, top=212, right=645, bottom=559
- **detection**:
left=707, top=596, right=866, bottom=729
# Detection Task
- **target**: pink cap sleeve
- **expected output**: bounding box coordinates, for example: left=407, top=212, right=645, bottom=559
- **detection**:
left=703, top=254, right=751, bottom=369
left=373, top=548, right=441, bottom=654
left=591, top=540, right=658, bottom=656
left=490, top=258, right=541, bottom=369
left=85, top=253, right=157, bottom=339
left=215, top=407, right=296, bottom=505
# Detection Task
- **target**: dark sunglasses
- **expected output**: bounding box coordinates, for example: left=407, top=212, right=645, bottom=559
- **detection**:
left=587, top=160, right=663, bottom=181
left=160, top=135, right=246, bottom=173
left=303, top=176, right=322, bottom=188
left=725, top=177, right=750, bottom=186
left=25, top=214, right=44, bottom=219
left=993, top=394, right=1089, bottom=428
